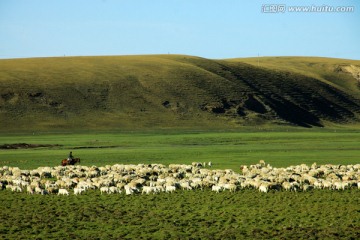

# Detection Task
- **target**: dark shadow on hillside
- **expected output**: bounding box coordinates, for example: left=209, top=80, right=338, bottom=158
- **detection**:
left=263, top=97, right=323, bottom=128
left=207, top=62, right=360, bottom=127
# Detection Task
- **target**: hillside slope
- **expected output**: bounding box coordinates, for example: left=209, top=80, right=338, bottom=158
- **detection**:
left=0, top=55, right=359, bottom=131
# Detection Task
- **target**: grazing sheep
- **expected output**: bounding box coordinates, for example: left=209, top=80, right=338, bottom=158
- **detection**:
left=313, top=180, right=323, bottom=189
left=259, top=160, right=266, bottom=167
left=47, top=187, right=58, bottom=194
left=192, top=162, right=202, bottom=168
left=34, top=186, right=43, bottom=194
left=10, top=185, right=22, bottom=192
left=333, top=181, right=348, bottom=190
left=26, top=185, right=34, bottom=194
left=211, top=185, right=222, bottom=193
left=282, top=182, right=292, bottom=191
left=1, top=162, right=359, bottom=196
left=142, top=186, right=158, bottom=194
left=109, top=186, right=120, bottom=194
left=302, top=184, right=313, bottom=192
left=100, top=187, right=110, bottom=194
left=74, top=187, right=85, bottom=195
left=322, top=180, right=332, bottom=189
left=222, top=183, right=237, bottom=192
left=259, top=183, right=269, bottom=193
left=180, top=181, right=192, bottom=191
left=58, top=189, right=69, bottom=196
left=124, top=185, right=136, bottom=195
left=165, top=185, right=176, bottom=193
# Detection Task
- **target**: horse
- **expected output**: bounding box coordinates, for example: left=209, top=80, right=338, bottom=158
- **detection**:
left=72, top=158, right=80, bottom=164
left=61, top=158, right=80, bottom=166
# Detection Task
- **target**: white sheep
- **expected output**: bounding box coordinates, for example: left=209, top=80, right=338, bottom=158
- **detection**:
left=74, top=187, right=85, bottom=195
left=179, top=181, right=192, bottom=191
left=26, top=185, right=34, bottom=194
left=282, top=182, right=292, bottom=191
left=313, top=180, right=323, bottom=189
left=2, top=162, right=360, bottom=196
left=100, top=186, right=110, bottom=194
left=165, top=185, right=176, bottom=193
left=124, top=185, right=136, bottom=195
left=10, top=185, right=22, bottom=192
left=302, top=184, right=313, bottom=192
left=259, top=160, right=266, bottom=167
left=222, top=183, right=237, bottom=192
left=192, top=162, right=202, bottom=168
left=34, top=186, right=43, bottom=194
left=259, top=184, right=269, bottom=193
left=142, top=186, right=159, bottom=194
left=322, top=180, right=332, bottom=189
left=333, top=181, right=348, bottom=190
left=109, top=186, right=120, bottom=194
left=58, top=189, right=69, bottom=195
left=211, top=185, right=222, bottom=193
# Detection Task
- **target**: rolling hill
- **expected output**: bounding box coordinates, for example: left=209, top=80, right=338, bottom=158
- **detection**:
left=0, top=55, right=359, bottom=132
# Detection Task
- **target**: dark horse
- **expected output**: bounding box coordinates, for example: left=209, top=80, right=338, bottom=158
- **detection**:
left=61, top=158, right=80, bottom=166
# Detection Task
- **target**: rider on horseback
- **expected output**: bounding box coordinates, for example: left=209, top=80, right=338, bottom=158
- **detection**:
left=67, top=151, right=74, bottom=164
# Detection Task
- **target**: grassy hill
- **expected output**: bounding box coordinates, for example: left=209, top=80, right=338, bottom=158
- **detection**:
left=0, top=55, right=359, bottom=132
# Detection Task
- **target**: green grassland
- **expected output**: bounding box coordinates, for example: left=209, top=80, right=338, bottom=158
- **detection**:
left=1, top=188, right=359, bottom=239
left=1, top=130, right=360, bottom=169
left=1, top=130, right=360, bottom=239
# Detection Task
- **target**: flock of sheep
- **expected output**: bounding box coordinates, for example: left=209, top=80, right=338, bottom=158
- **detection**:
left=0, top=160, right=359, bottom=195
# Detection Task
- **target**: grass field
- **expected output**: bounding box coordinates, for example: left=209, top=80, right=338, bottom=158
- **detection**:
left=1, top=129, right=360, bottom=170
left=1, top=130, right=360, bottom=239
left=1, top=188, right=359, bottom=239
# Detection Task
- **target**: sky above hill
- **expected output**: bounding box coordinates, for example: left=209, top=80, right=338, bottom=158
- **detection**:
left=0, top=0, right=359, bottom=59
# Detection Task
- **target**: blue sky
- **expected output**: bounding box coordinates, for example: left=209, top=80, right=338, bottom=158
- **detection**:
left=1, top=0, right=359, bottom=59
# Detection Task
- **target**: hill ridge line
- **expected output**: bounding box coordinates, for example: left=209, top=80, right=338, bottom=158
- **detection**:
left=0, top=55, right=359, bottom=131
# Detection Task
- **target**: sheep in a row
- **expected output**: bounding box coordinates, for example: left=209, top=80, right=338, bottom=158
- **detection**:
left=0, top=161, right=359, bottom=195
